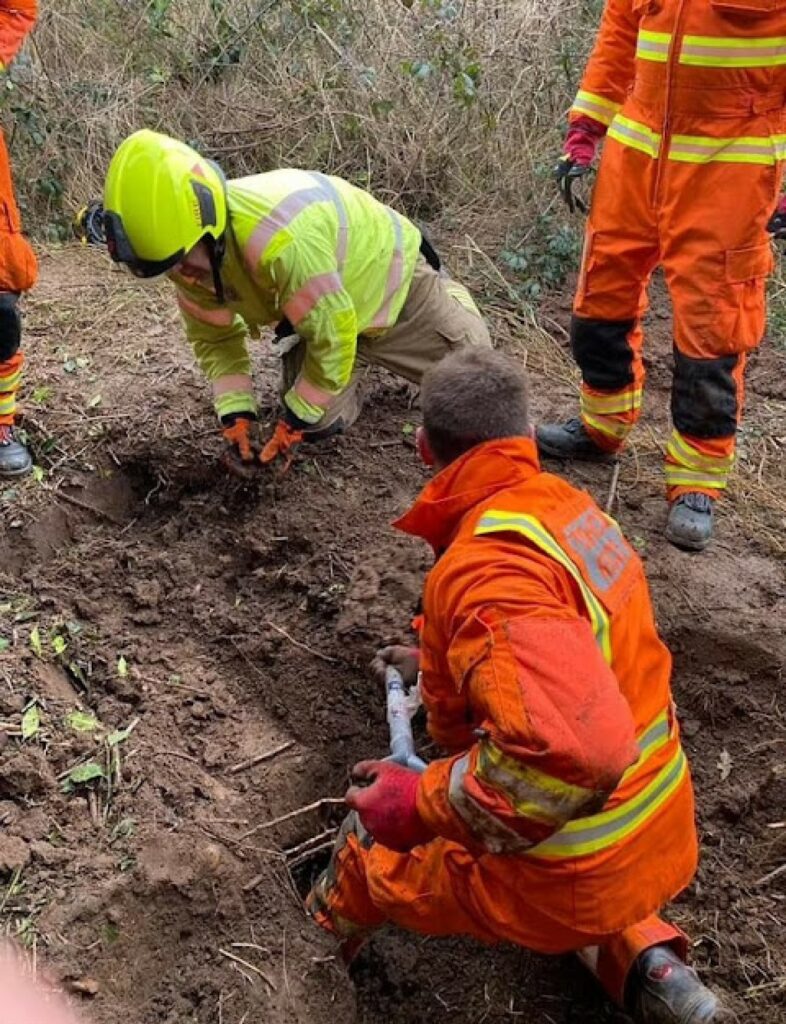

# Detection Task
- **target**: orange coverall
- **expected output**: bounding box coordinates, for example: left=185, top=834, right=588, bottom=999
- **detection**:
left=569, top=0, right=786, bottom=499
left=310, top=438, right=697, bottom=1003
left=0, top=0, right=38, bottom=428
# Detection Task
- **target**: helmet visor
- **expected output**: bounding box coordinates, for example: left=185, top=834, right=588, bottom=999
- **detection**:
left=104, top=210, right=184, bottom=279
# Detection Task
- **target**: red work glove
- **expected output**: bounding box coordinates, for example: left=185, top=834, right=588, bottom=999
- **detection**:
left=346, top=760, right=433, bottom=852
left=221, top=413, right=259, bottom=479
left=767, top=193, right=786, bottom=238
left=260, top=419, right=304, bottom=473
left=555, top=115, right=606, bottom=213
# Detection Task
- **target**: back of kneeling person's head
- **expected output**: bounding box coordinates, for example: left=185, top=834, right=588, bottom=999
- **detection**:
left=419, top=348, right=531, bottom=469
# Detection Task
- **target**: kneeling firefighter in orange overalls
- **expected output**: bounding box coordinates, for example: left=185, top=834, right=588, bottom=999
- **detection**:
left=0, top=0, right=38, bottom=476
left=537, top=0, right=786, bottom=552
left=308, top=348, right=734, bottom=1024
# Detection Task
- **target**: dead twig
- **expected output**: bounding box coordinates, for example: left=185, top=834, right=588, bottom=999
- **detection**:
left=265, top=621, right=337, bottom=665
left=229, top=740, right=295, bottom=775
left=56, top=491, right=124, bottom=526
left=754, top=862, right=786, bottom=887
left=605, top=460, right=622, bottom=515
left=218, top=949, right=277, bottom=992
left=284, top=828, right=337, bottom=861
left=240, top=798, right=345, bottom=840
left=287, top=839, right=336, bottom=871
left=150, top=749, right=202, bottom=766
left=242, top=872, right=268, bottom=894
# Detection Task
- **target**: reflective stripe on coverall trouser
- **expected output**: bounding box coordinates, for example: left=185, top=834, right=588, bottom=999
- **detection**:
left=0, top=0, right=39, bottom=425
left=308, top=438, right=695, bottom=1005
left=570, top=0, right=786, bottom=499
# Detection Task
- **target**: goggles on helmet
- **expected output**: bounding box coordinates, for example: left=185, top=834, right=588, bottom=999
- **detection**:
left=103, top=210, right=185, bottom=279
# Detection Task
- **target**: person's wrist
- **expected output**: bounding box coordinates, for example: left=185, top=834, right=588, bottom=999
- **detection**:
left=281, top=405, right=314, bottom=432
left=221, top=410, right=257, bottom=426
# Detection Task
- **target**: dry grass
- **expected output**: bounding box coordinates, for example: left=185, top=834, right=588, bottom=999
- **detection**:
left=7, top=0, right=592, bottom=233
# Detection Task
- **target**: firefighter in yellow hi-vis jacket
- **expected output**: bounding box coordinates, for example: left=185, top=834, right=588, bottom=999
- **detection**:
left=79, top=130, right=490, bottom=474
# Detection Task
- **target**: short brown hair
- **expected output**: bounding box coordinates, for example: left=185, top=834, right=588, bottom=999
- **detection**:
left=421, top=347, right=531, bottom=464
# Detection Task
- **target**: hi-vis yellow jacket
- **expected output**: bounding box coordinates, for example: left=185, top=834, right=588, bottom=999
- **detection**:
left=172, top=170, right=422, bottom=424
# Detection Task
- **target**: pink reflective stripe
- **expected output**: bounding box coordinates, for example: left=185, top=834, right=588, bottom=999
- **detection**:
left=638, top=40, right=669, bottom=53
left=371, top=208, right=404, bottom=329
left=574, top=98, right=615, bottom=120
left=244, top=186, right=327, bottom=272
left=177, top=292, right=234, bottom=326
left=293, top=376, right=337, bottom=408
left=213, top=373, right=253, bottom=396
left=308, top=172, right=348, bottom=270
left=683, top=44, right=786, bottom=59
left=670, top=140, right=774, bottom=160
left=283, top=271, right=344, bottom=324
left=674, top=143, right=771, bottom=155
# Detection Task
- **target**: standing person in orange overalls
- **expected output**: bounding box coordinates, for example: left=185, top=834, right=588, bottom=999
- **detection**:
left=308, top=349, right=734, bottom=1024
left=0, top=0, right=38, bottom=476
left=537, top=0, right=786, bottom=551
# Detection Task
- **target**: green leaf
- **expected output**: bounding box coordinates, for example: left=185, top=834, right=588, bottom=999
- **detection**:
left=67, top=661, right=88, bottom=688
left=0, top=637, right=9, bottom=653
left=401, top=422, right=415, bottom=436
left=107, top=717, right=138, bottom=748
left=32, top=385, right=52, bottom=404
left=31, top=466, right=45, bottom=484
left=66, top=710, right=98, bottom=733
left=29, top=626, right=42, bottom=657
left=21, top=703, right=40, bottom=740
left=52, top=634, right=67, bottom=656
left=116, top=655, right=128, bottom=677
left=66, top=761, right=105, bottom=786
left=87, top=394, right=102, bottom=409
left=107, top=727, right=130, bottom=748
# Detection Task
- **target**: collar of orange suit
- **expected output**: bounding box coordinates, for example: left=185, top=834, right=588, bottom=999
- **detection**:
left=394, top=436, right=541, bottom=552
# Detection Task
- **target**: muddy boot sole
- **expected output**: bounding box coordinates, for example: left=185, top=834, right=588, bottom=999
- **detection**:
left=664, top=522, right=712, bottom=553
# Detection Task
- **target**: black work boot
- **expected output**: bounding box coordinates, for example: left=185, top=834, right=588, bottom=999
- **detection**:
left=0, top=424, right=32, bottom=477
left=627, top=945, right=736, bottom=1024
left=536, top=417, right=615, bottom=463
left=665, top=493, right=714, bottom=552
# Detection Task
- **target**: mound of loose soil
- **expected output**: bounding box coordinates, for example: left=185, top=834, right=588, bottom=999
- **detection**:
left=0, top=249, right=783, bottom=1023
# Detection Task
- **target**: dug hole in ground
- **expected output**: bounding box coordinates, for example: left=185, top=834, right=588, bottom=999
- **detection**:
left=0, top=245, right=783, bottom=1024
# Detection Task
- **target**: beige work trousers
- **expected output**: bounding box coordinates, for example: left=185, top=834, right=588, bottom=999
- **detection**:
left=281, top=257, right=491, bottom=433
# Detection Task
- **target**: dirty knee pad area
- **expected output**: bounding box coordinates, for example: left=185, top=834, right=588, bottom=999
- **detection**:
left=0, top=252, right=784, bottom=1023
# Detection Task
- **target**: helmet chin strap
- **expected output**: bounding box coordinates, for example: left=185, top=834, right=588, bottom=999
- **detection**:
left=205, top=158, right=229, bottom=303
left=206, top=233, right=226, bottom=304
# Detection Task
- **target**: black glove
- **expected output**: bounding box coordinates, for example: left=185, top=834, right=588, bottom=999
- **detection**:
left=767, top=197, right=786, bottom=239
left=554, top=157, right=590, bottom=214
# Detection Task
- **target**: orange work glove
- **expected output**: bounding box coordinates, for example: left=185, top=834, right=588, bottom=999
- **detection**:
left=345, top=760, right=433, bottom=852
left=260, top=419, right=304, bottom=473
left=221, top=413, right=259, bottom=479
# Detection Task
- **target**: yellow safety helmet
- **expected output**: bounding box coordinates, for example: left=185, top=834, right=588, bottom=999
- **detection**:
left=102, top=129, right=227, bottom=280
